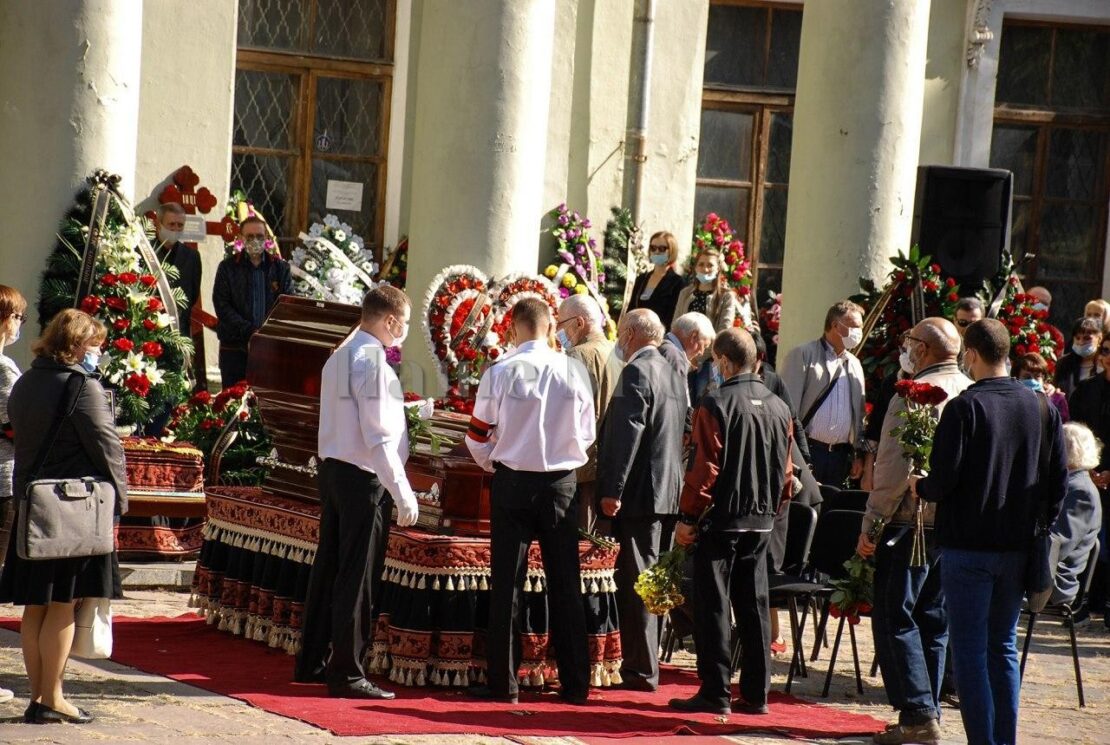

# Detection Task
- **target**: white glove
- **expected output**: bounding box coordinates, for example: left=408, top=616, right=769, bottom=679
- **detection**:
left=395, top=493, right=419, bottom=527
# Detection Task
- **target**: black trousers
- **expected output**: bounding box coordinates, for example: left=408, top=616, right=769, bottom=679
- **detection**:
left=487, top=465, right=589, bottom=697
left=219, top=346, right=248, bottom=389
left=613, top=515, right=668, bottom=686
left=295, top=458, right=392, bottom=688
left=693, top=530, right=771, bottom=707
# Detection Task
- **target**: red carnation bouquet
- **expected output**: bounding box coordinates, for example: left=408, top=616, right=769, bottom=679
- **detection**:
left=167, top=383, right=271, bottom=486
left=997, top=279, right=1062, bottom=370
left=891, top=379, right=948, bottom=566
left=691, top=213, right=752, bottom=296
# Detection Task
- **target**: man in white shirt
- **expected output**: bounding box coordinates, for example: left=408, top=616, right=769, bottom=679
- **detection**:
left=780, top=301, right=867, bottom=487
left=294, top=285, right=419, bottom=699
left=466, top=297, right=596, bottom=705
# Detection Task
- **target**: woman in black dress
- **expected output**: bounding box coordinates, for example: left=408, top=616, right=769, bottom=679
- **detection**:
left=626, top=231, right=685, bottom=330
left=0, top=309, right=127, bottom=724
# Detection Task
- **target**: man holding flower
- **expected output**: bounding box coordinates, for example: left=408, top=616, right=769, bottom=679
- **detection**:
left=858, top=318, right=970, bottom=745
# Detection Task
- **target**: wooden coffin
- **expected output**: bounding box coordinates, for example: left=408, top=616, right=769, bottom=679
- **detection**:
left=405, top=411, right=493, bottom=537
left=247, top=295, right=361, bottom=503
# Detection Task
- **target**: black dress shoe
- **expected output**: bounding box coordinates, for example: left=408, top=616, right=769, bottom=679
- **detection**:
left=327, top=679, right=396, bottom=700
left=466, top=685, right=518, bottom=704
left=669, top=694, right=731, bottom=715
left=34, top=703, right=95, bottom=724
left=293, top=667, right=327, bottom=684
left=732, top=700, right=770, bottom=715
left=23, top=701, right=39, bottom=723
left=617, top=677, right=657, bottom=692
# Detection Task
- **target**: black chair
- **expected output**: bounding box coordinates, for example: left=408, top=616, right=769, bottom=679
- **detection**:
left=762, top=502, right=821, bottom=692
left=1019, top=540, right=1100, bottom=707
left=824, top=488, right=869, bottom=513
left=818, top=483, right=842, bottom=509
left=799, top=509, right=871, bottom=697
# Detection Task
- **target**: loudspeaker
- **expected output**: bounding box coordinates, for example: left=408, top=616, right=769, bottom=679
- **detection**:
left=911, top=166, right=1013, bottom=289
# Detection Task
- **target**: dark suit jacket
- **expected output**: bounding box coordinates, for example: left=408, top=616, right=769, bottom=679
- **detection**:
left=628, top=269, right=685, bottom=330
left=212, top=252, right=293, bottom=346
left=9, top=358, right=128, bottom=514
left=163, top=241, right=202, bottom=333
left=659, top=336, right=689, bottom=379
left=597, top=346, right=687, bottom=518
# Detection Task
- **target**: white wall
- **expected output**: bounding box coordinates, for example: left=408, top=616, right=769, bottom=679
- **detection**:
left=135, top=0, right=237, bottom=385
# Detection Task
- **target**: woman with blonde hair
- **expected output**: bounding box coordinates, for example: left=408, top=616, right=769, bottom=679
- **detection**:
left=627, top=230, right=685, bottom=330
left=673, top=248, right=739, bottom=333
left=0, top=309, right=127, bottom=724
left=1085, top=299, right=1110, bottom=334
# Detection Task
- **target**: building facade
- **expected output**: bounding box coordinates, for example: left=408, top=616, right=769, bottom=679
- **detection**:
left=0, top=0, right=1106, bottom=387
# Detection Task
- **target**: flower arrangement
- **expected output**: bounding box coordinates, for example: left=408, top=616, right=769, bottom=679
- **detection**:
left=379, top=236, right=408, bottom=289
left=829, top=518, right=884, bottom=625
left=542, top=204, right=616, bottom=338
left=850, top=247, right=961, bottom=395
left=423, top=265, right=496, bottom=388
left=890, top=379, right=948, bottom=566
left=490, top=273, right=561, bottom=347
left=167, top=383, right=271, bottom=486
left=634, top=545, right=688, bottom=616
left=224, top=189, right=280, bottom=256
left=997, top=279, right=1063, bottom=369
left=402, top=395, right=456, bottom=454
left=691, top=213, right=753, bottom=296
left=435, top=386, right=476, bottom=416
left=601, top=207, right=643, bottom=320
left=290, top=214, right=378, bottom=305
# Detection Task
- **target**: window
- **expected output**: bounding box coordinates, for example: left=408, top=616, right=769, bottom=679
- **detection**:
left=232, top=0, right=394, bottom=256
left=697, top=2, right=802, bottom=299
left=990, top=20, right=1110, bottom=325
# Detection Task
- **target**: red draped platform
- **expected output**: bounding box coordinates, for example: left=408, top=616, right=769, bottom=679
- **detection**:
left=192, top=486, right=623, bottom=687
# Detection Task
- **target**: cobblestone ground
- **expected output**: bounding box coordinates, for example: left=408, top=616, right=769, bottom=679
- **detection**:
left=1, top=590, right=1107, bottom=744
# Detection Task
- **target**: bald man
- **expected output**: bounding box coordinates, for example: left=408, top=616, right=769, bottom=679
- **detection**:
left=858, top=318, right=971, bottom=743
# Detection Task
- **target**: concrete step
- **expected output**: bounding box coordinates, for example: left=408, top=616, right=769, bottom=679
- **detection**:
left=118, top=561, right=195, bottom=590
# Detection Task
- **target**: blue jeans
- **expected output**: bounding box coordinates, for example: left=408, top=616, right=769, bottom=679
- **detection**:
left=872, top=526, right=947, bottom=725
left=940, top=548, right=1026, bottom=745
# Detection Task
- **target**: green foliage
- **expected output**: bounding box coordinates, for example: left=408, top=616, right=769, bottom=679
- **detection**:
left=168, top=385, right=271, bottom=487
left=601, top=207, right=641, bottom=319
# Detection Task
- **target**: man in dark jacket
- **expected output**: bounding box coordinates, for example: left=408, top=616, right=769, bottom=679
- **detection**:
left=914, top=319, right=1066, bottom=745
left=212, top=216, right=293, bottom=388
left=669, top=328, right=793, bottom=716
left=598, top=309, right=687, bottom=691
left=153, top=202, right=202, bottom=335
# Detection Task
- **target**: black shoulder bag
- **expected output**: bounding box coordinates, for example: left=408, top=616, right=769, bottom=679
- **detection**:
left=801, top=359, right=845, bottom=429
left=17, top=374, right=116, bottom=561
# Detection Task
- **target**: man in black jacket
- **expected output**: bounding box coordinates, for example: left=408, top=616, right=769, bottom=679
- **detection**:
left=212, top=216, right=293, bottom=388
left=598, top=309, right=687, bottom=691
left=153, top=202, right=202, bottom=336
left=669, top=328, right=793, bottom=716
left=913, top=319, right=1066, bottom=745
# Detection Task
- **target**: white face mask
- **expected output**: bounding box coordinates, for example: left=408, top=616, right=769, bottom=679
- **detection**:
left=899, top=348, right=916, bottom=375
left=840, top=323, right=863, bottom=349
left=391, top=318, right=410, bottom=345
left=158, top=227, right=182, bottom=245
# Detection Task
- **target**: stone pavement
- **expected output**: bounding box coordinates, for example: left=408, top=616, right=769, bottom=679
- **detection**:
left=0, top=590, right=1107, bottom=743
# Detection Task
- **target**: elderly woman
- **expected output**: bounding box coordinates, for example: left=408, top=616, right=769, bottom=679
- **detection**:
left=1055, top=317, right=1103, bottom=398
left=627, top=231, right=685, bottom=330
left=1051, top=423, right=1103, bottom=605
left=1085, top=299, right=1110, bottom=333
left=0, top=309, right=127, bottom=724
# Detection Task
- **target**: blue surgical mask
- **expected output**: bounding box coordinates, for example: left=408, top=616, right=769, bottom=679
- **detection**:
left=1074, top=341, right=1097, bottom=358
left=1032, top=302, right=1048, bottom=313
left=696, top=272, right=717, bottom=285
left=711, top=362, right=724, bottom=387
left=557, top=329, right=573, bottom=351
left=8, top=324, right=19, bottom=344
left=649, top=253, right=669, bottom=267
left=81, top=350, right=100, bottom=373
left=1020, top=377, right=1044, bottom=393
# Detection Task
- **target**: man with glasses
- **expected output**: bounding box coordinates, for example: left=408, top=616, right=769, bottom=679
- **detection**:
left=557, top=294, right=621, bottom=529
left=952, top=297, right=983, bottom=338
left=212, top=216, right=293, bottom=388
left=781, top=300, right=867, bottom=487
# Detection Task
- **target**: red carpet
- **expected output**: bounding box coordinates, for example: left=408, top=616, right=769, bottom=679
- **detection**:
left=0, top=615, right=884, bottom=739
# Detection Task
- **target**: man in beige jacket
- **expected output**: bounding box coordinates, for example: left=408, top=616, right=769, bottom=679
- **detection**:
left=857, top=318, right=971, bottom=745
left=557, top=295, right=622, bottom=529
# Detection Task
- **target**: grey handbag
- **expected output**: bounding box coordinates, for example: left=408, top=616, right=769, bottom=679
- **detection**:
left=16, top=375, right=115, bottom=561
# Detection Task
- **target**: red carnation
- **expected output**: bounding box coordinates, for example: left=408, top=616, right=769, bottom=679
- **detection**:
left=190, top=391, right=212, bottom=405
left=147, top=297, right=163, bottom=312
left=100, top=273, right=119, bottom=287
left=113, top=338, right=135, bottom=353
left=894, top=379, right=916, bottom=397
left=139, top=274, right=158, bottom=287
left=80, top=296, right=103, bottom=314
left=118, top=272, right=139, bottom=285
left=930, top=264, right=941, bottom=273
left=948, top=292, right=959, bottom=302
left=124, top=373, right=151, bottom=397
left=945, top=278, right=956, bottom=288
left=105, top=297, right=127, bottom=312
left=113, top=318, right=130, bottom=332
left=142, top=319, right=157, bottom=331
left=141, top=341, right=163, bottom=358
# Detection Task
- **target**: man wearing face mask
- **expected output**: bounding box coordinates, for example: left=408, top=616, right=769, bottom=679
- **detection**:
left=153, top=203, right=202, bottom=338
left=212, top=216, right=294, bottom=388
left=781, top=301, right=867, bottom=487
left=662, top=312, right=715, bottom=409
left=856, top=318, right=970, bottom=745
left=557, top=295, right=621, bottom=530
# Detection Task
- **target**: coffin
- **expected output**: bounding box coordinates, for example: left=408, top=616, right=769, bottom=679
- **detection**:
left=245, top=295, right=492, bottom=535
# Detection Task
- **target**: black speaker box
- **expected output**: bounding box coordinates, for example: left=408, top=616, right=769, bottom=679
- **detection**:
left=911, top=166, right=1013, bottom=289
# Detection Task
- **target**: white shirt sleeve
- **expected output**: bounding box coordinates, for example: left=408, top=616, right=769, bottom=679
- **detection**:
left=353, top=349, right=417, bottom=521
left=568, top=357, right=597, bottom=450
left=466, top=366, right=500, bottom=472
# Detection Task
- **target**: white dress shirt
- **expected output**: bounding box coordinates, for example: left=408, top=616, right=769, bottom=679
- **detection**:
left=806, top=345, right=853, bottom=445
left=318, top=329, right=418, bottom=520
left=466, top=339, right=597, bottom=473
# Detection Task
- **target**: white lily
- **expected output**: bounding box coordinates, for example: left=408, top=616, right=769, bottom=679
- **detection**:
left=124, top=351, right=146, bottom=374
left=146, top=366, right=165, bottom=386
left=155, top=312, right=172, bottom=329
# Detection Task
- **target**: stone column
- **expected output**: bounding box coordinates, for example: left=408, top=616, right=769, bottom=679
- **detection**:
left=0, top=0, right=142, bottom=366
left=777, top=0, right=931, bottom=358
left=403, top=0, right=556, bottom=394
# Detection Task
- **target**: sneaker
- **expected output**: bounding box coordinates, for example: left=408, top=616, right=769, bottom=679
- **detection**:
left=872, top=720, right=942, bottom=745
